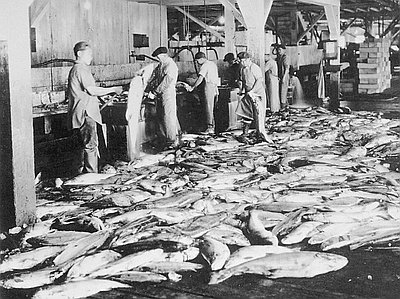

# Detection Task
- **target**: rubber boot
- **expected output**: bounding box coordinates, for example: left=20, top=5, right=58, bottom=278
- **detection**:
left=238, top=122, right=250, bottom=144
left=242, top=122, right=250, bottom=136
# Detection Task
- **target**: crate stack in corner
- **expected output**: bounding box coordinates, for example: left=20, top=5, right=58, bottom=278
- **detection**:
left=357, top=36, right=391, bottom=94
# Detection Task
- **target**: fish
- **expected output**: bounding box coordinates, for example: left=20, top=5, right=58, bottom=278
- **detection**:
left=144, top=190, right=204, bottom=209
left=194, top=172, right=251, bottom=190
left=89, top=248, right=164, bottom=277
left=162, top=246, right=200, bottom=263
left=50, top=215, right=105, bottom=233
left=315, top=201, right=381, bottom=214
left=281, top=221, right=323, bottom=245
left=83, top=189, right=151, bottom=208
left=161, top=247, right=200, bottom=262
left=178, top=212, right=229, bottom=237
left=138, top=261, right=203, bottom=273
left=208, top=189, right=259, bottom=204
left=320, top=221, right=400, bottom=251
left=341, top=146, right=367, bottom=159
left=224, top=245, right=295, bottom=269
left=209, top=251, right=348, bottom=284
left=107, top=270, right=167, bottom=283
left=150, top=208, right=203, bottom=224
left=0, top=246, right=65, bottom=274
left=365, top=134, right=399, bottom=149
left=26, top=231, right=91, bottom=247
left=36, top=204, right=82, bottom=220
left=31, top=279, right=130, bottom=299
left=245, top=210, right=278, bottom=246
left=272, top=207, right=311, bottom=237
left=255, top=202, right=316, bottom=213
left=204, top=224, right=251, bottom=247
left=106, top=209, right=152, bottom=225
left=53, top=230, right=112, bottom=266
left=307, top=223, right=359, bottom=245
left=63, top=173, right=120, bottom=185
left=387, top=203, right=400, bottom=219
left=138, top=179, right=168, bottom=194
left=22, top=220, right=54, bottom=242
left=304, top=209, right=389, bottom=223
left=199, top=236, right=230, bottom=271
left=111, top=232, right=194, bottom=254
left=274, top=193, right=324, bottom=204
left=66, top=250, right=122, bottom=279
left=0, top=267, right=65, bottom=289
left=349, top=228, right=400, bottom=250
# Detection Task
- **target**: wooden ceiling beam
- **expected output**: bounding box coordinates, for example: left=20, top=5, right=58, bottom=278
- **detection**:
left=29, top=0, right=50, bottom=27
left=381, top=14, right=400, bottom=37
left=298, top=0, right=339, bottom=7
left=341, top=17, right=357, bottom=34
left=173, top=6, right=225, bottom=41
left=133, top=0, right=221, bottom=5
left=297, top=10, right=325, bottom=43
left=217, top=0, right=247, bottom=29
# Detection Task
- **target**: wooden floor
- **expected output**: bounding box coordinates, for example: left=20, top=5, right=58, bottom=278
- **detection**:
left=4, top=76, right=400, bottom=299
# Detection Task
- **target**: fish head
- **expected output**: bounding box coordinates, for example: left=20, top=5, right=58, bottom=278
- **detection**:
left=314, top=252, right=348, bottom=272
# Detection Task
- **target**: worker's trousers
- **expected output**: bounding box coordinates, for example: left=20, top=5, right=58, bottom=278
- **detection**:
left=157, top=90, right=179, bottom=145
left=236, top=93, right=267, bottom=138
left=203, top=82, right=218, bottom=127
left=79, top=114, right=98, bottom=173
left=266, top=73, right=280, bottom=112
left=280, top=75, right=289, bottom=108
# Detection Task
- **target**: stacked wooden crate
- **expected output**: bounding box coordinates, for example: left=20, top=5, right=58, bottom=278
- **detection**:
left=357, top=36, right=391, bottom=94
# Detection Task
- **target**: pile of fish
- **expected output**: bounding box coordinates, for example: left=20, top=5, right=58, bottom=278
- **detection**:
left=3, top=106, right=400, bottom=297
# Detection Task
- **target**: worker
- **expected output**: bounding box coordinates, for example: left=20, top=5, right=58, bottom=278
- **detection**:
left=223, top=52, right=242, bottom=89
left=145, top=46, right=180, bottom=149
left=276, top=44, right=290, bottom=109
left=67, top=41, right=122, bottom=173
left=236, top=51, right=272, bottom=144
left=187, top=52, right=219, bottom=135
left=265, top=53, right=280, bottom=112
left=126, top=64, right=156, bottom=161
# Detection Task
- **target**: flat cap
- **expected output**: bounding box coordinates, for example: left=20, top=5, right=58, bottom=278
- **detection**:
left=194, top=52, right=206, bottom=60
left=237, top=52, right=250, bottom=59
left=223, top=52, right=235, bottom=62
left=152, top=46, right=168, bottom=57
left=73, top=41, right=90, bottom=56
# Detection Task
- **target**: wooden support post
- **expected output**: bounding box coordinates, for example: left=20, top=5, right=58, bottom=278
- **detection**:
left=0, top=1, right=36, bottom=230
left=324, top=3, right=341, bottom=109
left=224, top=5, right=235, bottom=54
left=290, top=9, right=298, bottom=45
left=236, top=0, right=274, bottom=70
left=159, top=4, right=168, bottom=45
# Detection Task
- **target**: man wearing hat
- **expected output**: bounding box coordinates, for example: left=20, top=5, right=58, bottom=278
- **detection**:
left=276, top=44, right=290, bottom=108
left=265, top=53, right=280, bottom=112
left=146, top=46, right=180, bottom=149
left=67, top=41, right=123, bottom=173
left=187, top=52, right=219, bottom=134
left=223, top=52, right=242, bottom=89
left=236, top=51, right=272, bottom=143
